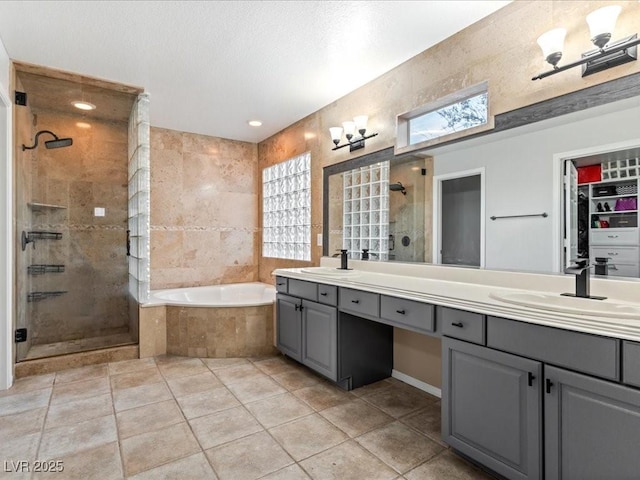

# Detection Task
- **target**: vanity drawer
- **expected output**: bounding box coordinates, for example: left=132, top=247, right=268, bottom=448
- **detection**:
left=275, top=276, right=288, bottom=293
left=487, top=316, right=620, bottom=380
left=591, top=246, right=639, bottom=265
left=608, top=263, right=640, bottom=277
left=623, top=341, right=640, bottom=388
left=288, top=279, right=317, bottom=302
left=380, top=296, right=435, bottom=334
left=317, top=284, right=338, bottom=306
left=591, top=229, right=639, bottom=246
left=439, top=307, right=485, bottom=344
left=339, top=288, right=379, bottom=318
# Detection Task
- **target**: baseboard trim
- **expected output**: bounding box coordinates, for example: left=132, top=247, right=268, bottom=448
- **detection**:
left=392, top=369, right=441, bottom=398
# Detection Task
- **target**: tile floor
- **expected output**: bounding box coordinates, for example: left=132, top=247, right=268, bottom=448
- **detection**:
left=0, top=354, right=497, bottom=480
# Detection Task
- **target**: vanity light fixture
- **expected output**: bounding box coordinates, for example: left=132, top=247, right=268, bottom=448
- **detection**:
left=72, top=101, right=96, bottom=111
left=329, top=115, right=378, bottom=152
left=532, top=5, right=639, bottom=81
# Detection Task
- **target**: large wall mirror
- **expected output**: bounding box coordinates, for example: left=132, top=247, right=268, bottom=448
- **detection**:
left=323, top=72, right=640, bottom=280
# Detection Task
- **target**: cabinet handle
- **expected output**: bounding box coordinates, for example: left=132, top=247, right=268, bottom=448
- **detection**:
left=351, top=299, right=360, bottom=304
left=396, top=309, right=406, bottom=315
left=277, top=283, right=285, bottom=286
left=545, top=378, right=553, bottom=394
left=607, top=252, right=618, bottom=256
left=451, top=322, right=464, bottom=328
left=294, top=303, right=303, bottom=311
left=320, top=292, right=328, bottom=296
left=528, top=372, right=535, bottom=387
left=607, top=235, right=619, bottom=238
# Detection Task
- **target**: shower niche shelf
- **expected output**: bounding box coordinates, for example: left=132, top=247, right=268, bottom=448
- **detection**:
left=21, top=230, right=62, bottom=251
left=28, top=202, right=67, bottom=213
left=27, top=264, right=65, bottom=275
left=27, top=291, right=67, bottom=302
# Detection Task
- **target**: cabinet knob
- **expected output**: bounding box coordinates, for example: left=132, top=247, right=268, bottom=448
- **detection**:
left=351, top=299, right=360, bottom=304
left=451, top=322, right=464, bottom=328
left=396, top=309, right=406, bottom=315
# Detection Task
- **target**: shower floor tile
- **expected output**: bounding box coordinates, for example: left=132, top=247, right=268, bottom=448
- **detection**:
left=24, top=332, right=136, bottom=360
left=0, top=353, right=499, bottom=479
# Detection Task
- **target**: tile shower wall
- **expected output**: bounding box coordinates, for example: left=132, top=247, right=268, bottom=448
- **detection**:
left=28, top=112, right=129, bottom=344
left=150, top=128, right=259, bottom=289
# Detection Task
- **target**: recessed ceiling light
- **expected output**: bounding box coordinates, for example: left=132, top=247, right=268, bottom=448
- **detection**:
left=248, top=120, right=262, bottom=127
left=76, top=122, right=92, bottom=129
left=72, top=101, right=96, bottom=111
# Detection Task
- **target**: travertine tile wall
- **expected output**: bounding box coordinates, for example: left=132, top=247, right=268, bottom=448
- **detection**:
left=28, top=112, right=130, bottom=344
left=257, top=1, right=640, bottom=387
left=149, top=128, right=259, bottom=289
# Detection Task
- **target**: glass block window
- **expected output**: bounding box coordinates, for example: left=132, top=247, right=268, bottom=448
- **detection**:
left=343, top=161, right=390, bottom=260
left=408, top=90, right=488, bottom=145
left=262, top=152, right=311, bottom=260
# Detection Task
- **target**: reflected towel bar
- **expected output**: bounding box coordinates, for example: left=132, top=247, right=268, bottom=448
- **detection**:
left=490, top=212, right=548, bottom=221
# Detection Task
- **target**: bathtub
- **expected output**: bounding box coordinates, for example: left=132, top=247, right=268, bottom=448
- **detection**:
left=145, top=282, right=277, bottom=358
left=149, top=282, right=276, bottom=307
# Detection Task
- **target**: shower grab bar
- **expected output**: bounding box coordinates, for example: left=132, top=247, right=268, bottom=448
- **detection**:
left=490, top=212, right=548, bottom=221
left=27, top=264, right=65, bottom=275
left=21, top=230, right=63, bottom=251
left=27, top=291, right=68, bottom=302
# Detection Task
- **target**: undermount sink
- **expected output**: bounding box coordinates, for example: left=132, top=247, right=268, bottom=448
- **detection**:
left=300, top=267, right=359, bottom=278
left=489, top=291, right=640, bottom=320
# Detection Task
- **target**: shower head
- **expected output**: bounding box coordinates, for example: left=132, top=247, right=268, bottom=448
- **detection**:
left=389, top=182, right=407, bottom=195
left=22, top=130, right=73, bottom=151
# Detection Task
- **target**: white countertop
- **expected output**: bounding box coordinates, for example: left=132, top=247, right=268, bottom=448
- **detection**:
left=273, top=260, right=640, bottom=343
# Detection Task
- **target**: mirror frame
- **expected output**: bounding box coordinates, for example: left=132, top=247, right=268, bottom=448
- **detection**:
left=323, top=72, right=640, bottom=258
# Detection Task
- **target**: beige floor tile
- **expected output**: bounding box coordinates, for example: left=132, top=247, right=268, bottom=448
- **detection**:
left=127, top=452, right=217, bottom=480
left=320, top=398, right=393, bottom=437
left=0, top=431, right=41, bottom=466
left=50, top=377, right=109, bottom=405
left=0, top=388, right=51, bottom=416
left=361, top=384, right=436, bottom=418
left=189, top=405, right=263, bottom=450
left=272, top=369, right=321, bottom=391
left=244, top=392, right=313, bottom=429
left=32, top=441, right=123, bottom=480
left=299, top=440, right=397, bottom=480
left=205, top=430, right=293, bottom=480
left=113, top=382, right=173, bottom=412
left=400, top=401, right=445, bottom=446
left=215, top=363, right=266, bottom=385
left=154, top=354, right=191, bottom=365
left=202, top=357, right=250, bottom=370
left=405, top=450, right=498, bottom=480
left=350, top=379, right=393, bottom=398
left=158, top=358, right=209, bottom=379
left=253, top=356, right=300, bottom=375
left=226, top=376, right=287, bottom=404
left=356, top=421, right=444, bottom=474
left=260, top=464, right=312, bottom=479
left=45, top=393, right=113, bottom=429
left=167, top=371, right=222, bottom=397
left=0, top=407, right=46, bottom=437
left=39, top=415, right=118, bottom=460
left=0, top=373, right=55, bottom=397
left=110, top=367, right=163, bottom=391
left=108, top=357, right=156, bottom=376
left=120, top=422, right=201, bottom=477
left=54, top=364, right=108, bottom=385
left=176, top=386, right=240, bottom=420
left=116, top=399, right=184, bottom=439
left=269, top=414, right=348, bottom=461
left=293, top=383, right=354, bottom=412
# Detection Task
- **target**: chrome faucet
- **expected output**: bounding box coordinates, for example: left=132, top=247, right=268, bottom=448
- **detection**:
left=562, top=260, right=606, bottom=300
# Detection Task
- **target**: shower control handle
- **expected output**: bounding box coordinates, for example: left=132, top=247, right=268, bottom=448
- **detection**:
left=126, top=230, right=131, bottom=256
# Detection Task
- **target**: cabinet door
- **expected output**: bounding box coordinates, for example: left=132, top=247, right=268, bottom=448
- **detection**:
left=276, top=294, right=302, bottom=362
left=301, top=300, right=337, bottom=381
left=545, top=365, right=640, bottom=480
left=442, top=338, right=542, bottom=480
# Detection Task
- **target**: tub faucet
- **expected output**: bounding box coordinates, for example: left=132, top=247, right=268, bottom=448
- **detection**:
left=562, top=259, right=606, bottom=300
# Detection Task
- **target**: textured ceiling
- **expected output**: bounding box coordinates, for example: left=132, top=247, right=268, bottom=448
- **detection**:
left=0, top=1, right=511, bottom=143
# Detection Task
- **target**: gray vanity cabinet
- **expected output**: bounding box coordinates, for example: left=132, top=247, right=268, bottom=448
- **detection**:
left=301, top=300, right=337, bottom=381
left=276, top=294, right=302, bottom=361
left=442, top=337, right=542, bottom=480
left=544, top=365, right=640, bottom=480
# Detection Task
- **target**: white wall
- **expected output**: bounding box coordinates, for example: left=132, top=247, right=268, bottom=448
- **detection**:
left=0, top=34, right=12, bottom=390
left=432, top=97, right=640, bottom=274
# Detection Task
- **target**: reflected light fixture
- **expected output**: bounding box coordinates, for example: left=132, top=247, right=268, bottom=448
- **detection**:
left=72, top=101, right=96, bottom=110
left=329, top=115, right=378, bottom=152
left=532, top=5, right=639, bottom=80
left=248, top=120, right=262, bottom=127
